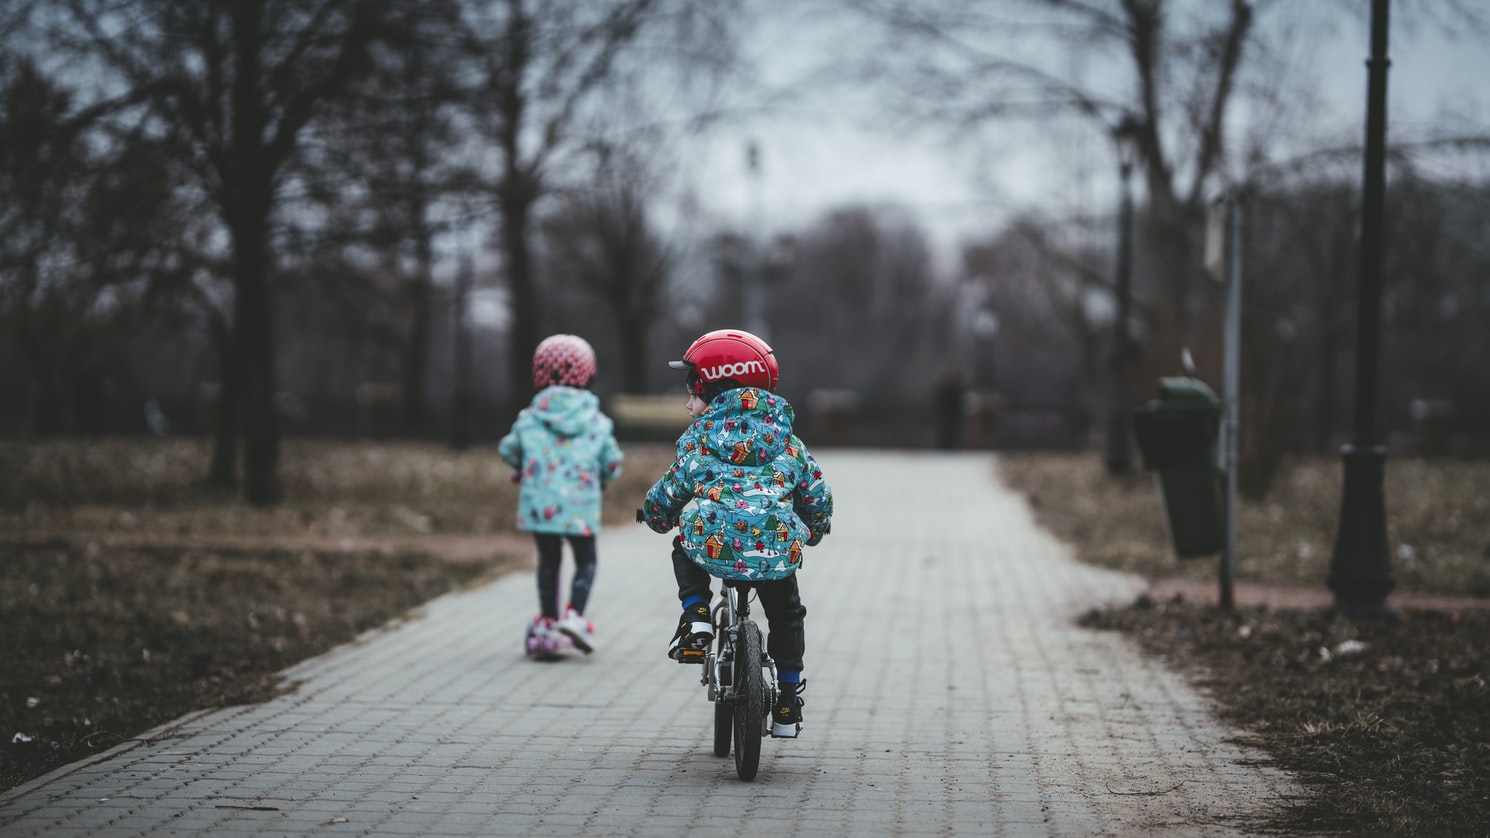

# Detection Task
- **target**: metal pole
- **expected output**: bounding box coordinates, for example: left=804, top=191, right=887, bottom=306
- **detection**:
left=1327, top=0, right=1397, bottom=618
left=1104, top=156, right=1135, bottom=475
left=1219, top=194, right=1242, bottom=611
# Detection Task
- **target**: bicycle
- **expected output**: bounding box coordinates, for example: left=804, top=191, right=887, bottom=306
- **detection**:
left=701, top=579, right=778, bottom=781
left=634, top=509, right=785, bottom=781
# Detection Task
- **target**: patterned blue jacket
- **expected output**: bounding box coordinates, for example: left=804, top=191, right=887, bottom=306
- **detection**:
left=640, top=388, right=832, bottom=581
left=499, top=386, right=623, bottom=536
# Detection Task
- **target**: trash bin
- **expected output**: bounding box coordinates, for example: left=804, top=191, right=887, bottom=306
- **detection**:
left=1131, top=377, right=1223, bottom=558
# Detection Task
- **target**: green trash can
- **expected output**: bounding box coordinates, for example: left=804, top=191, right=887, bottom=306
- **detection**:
left=1131, top=377, right=1223, bottom=558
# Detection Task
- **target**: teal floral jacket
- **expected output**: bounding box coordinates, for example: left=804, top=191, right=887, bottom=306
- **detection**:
left=499, top=386, right=623, bottom=536
left=640, top=387, right=832, bottom=581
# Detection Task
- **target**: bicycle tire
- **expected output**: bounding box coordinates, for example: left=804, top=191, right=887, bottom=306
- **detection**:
left=732, top=620, right=764, bottom=781
left=713, top=702, right=733, bottom=757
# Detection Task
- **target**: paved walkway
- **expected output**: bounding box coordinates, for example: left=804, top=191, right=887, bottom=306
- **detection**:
left=0, top=451, right=1301, bottom=836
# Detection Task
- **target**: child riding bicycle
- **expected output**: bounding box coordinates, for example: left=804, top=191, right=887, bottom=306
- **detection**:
left=637, top=329, right=833, bottom=737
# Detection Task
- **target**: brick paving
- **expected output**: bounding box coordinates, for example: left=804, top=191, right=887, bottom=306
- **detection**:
left=0, top=451, right=1302, bottom=836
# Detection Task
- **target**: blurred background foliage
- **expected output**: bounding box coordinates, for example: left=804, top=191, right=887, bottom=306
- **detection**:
left=1, top=0, right=1487, bottom=506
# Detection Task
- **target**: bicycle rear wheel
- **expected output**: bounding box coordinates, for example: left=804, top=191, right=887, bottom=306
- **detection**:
left=712, top=600, right=733, bottom=757
left=713, top=702, right=733, bottom=757
left=732, top=620, right=763, bottom=781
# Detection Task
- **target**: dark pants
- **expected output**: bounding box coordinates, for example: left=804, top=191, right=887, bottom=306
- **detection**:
left=534, top=533, right=597, bottom=619
left=671, top=536, right=806, bottom=674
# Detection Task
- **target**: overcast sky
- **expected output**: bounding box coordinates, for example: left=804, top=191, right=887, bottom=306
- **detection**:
left=678, top=3, right=1490, bottom=259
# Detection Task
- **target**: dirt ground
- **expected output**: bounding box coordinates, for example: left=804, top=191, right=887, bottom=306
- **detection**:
left=996, top=452, right=1490, bottom=835
left=1082, top=594, right=1490, bottom=835
left=0, top=536, right=517, bottom=793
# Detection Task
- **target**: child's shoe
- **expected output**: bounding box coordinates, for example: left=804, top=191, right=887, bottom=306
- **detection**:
left=666, top=603, right=713, bottom=663
left=556, top=606, right=596, bottom=654
left=771, top=680, right=805, bottom=738
left=524, top=615, right=564, bottom=660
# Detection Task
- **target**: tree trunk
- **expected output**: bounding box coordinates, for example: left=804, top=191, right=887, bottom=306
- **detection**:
left=235, top=225, right=281, bottom=506
left=400, top=108, right=434, bottom=435
left=18, top=290, right=66, bottom=437
left=206, top=312, right=238, bottom=488
left=402, top=240, right=432, bottom=435
left=1313, top=314, right=1341, bottom=454
left=618, top=309, right=648, bottom=393
left=230, top=2, right=281, bottom=506
left=502, top=181, right=538, bottom=415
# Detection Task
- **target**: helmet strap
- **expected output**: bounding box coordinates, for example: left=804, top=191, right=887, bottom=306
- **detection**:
left=685, top=370, right=735, bottom=402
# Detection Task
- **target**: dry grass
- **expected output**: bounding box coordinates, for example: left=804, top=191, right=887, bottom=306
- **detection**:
left=999, top=451, right=1490, bottom=835
left=0, top=541, right=503, bottom=793
left=1, top=437, right=675, bottom=540
left=0, top=438, right=677, bottom=794
left=999, top=452, right=1490, bottom=596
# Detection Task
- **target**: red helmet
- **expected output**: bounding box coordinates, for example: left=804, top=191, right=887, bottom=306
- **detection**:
left=532, top=334, right=596, bottom=389
left=669, top=329, right=779, bottom=393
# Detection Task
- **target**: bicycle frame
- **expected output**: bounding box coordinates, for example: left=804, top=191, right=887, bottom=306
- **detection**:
left=704, top=584, right=778, bottom=732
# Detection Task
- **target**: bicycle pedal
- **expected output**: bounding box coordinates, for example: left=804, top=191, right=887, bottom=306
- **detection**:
left=675, top=648, right=706, bottom=664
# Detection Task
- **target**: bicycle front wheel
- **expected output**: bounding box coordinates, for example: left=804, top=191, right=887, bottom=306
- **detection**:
left=732, top=620, right=763, bottom=781
left=712, top=601, right=733, bottom=757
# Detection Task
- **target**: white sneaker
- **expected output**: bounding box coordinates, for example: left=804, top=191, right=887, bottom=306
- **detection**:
left=771, top=680, right=804, bottom=738
left=556, top=607, right=596, bottom=654
left=525, top=616, right=565, bottom=660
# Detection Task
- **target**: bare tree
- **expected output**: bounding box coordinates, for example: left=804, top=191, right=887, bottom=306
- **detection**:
left=461, top=0, right=734, bottom=413
left=0, top=54, right=193, bottom=435
left=843, top=0, right=1270, bottom=386
left=0, top=56, right=87, bottom=433
left=770, top=206, right=942, bottom=400
left=541, top=142, right=673, bottom=394
left=47, top=0, right=399, bottom=503
left=960, top=217, right=1108, bottom=429
left=309, top=0, right=474, bottom=435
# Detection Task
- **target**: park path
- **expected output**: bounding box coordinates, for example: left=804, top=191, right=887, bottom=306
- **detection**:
left=0, top=451, right=1301, bottom=836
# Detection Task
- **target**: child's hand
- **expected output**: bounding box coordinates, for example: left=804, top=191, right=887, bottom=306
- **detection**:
left=636, top=507, right=674, bottom=533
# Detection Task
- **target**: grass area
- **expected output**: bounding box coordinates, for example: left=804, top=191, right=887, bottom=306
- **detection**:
left=0, top=438, right=677, bottom=794
left=0, top=541, right=503, bottom=793
left=999, top=452, right=1490, bottom=835
left=999, top=452, right=1490, bottom=596
left=1, top=437, right=675, bottom=540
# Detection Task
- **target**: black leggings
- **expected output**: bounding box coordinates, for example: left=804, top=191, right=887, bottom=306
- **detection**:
left=534, top=533, right=597, bottom=619
left=671, top=536, right=806, bottom=674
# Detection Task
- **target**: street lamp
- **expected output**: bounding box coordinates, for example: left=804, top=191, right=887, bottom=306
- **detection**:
left=1104, top=114, right=1143, bottom=476
left=1327, top=0, right=1397, bottom=619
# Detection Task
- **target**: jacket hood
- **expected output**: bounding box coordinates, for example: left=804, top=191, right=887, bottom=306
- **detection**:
left=526, top=386, right=601, bottom=437
left=688, top=387, right=796, bottom=466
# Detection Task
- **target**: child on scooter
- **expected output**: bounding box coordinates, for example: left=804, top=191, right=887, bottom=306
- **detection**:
left=499, top=334, right=624, bottom=659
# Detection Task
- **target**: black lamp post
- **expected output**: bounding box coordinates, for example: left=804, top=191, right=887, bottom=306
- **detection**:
left=1327, top=0, right=1397, bottom=618
left=1104, top=114, right=1143, bottom=476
